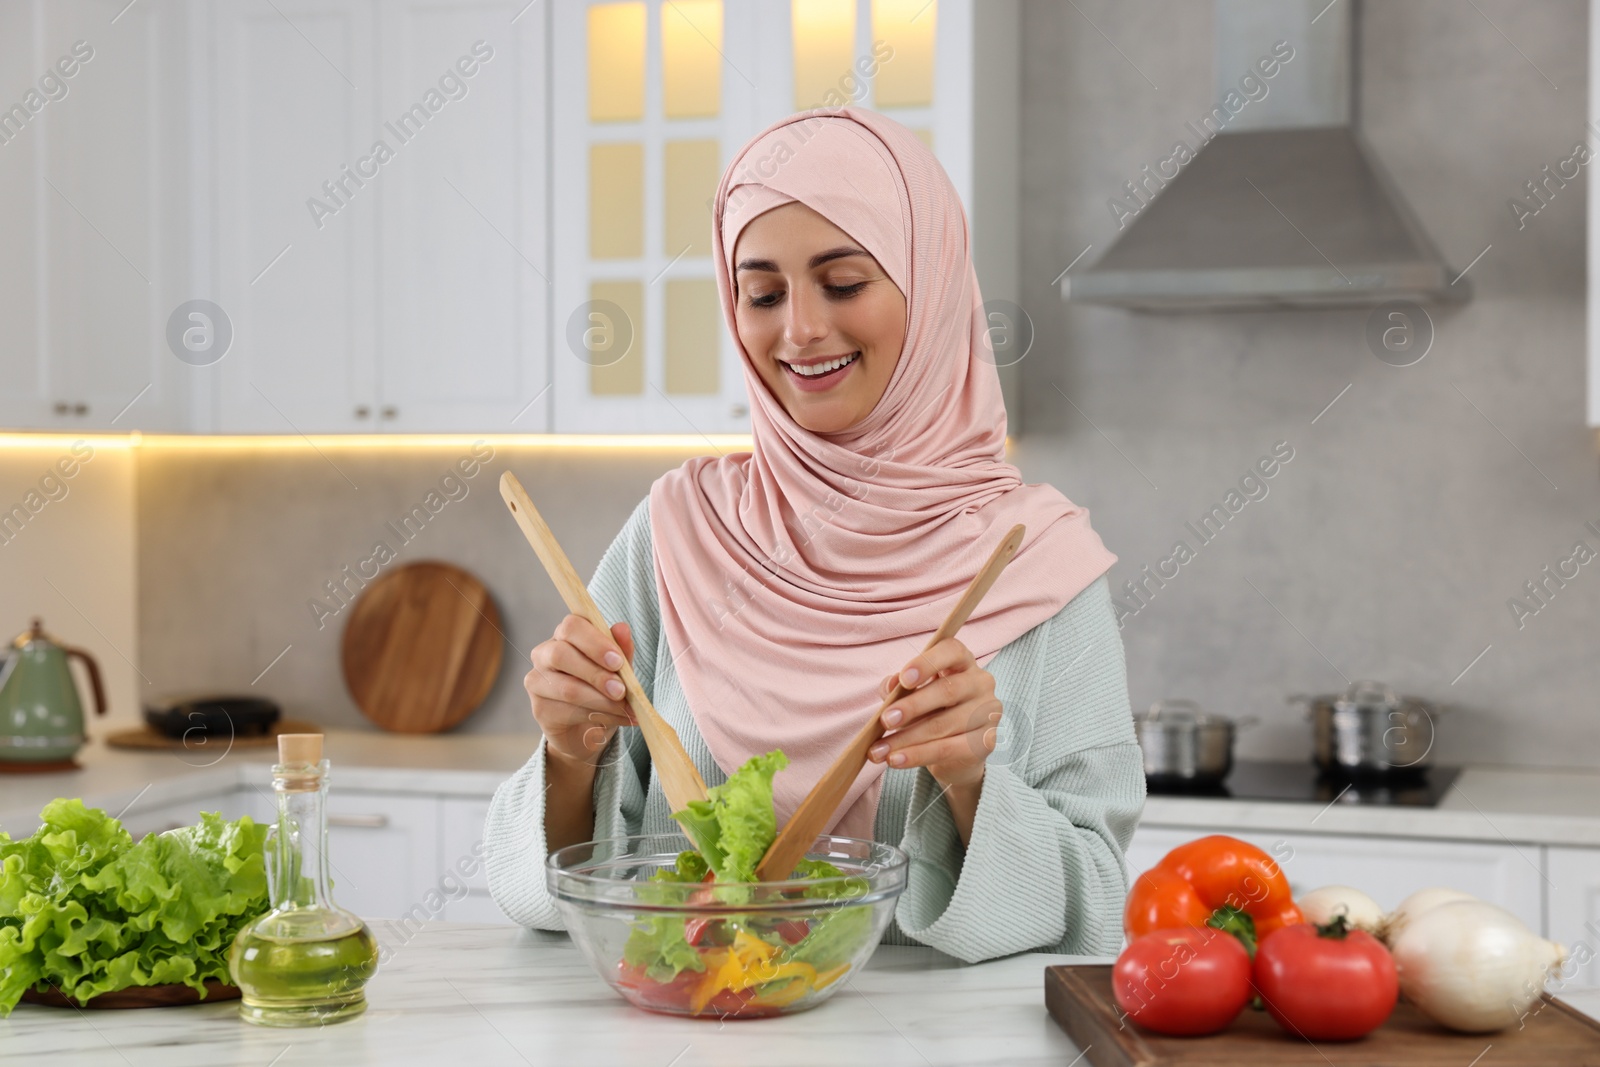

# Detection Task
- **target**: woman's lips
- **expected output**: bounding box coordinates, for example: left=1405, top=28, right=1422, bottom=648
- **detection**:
left=783, top=352, right=859, bottom=393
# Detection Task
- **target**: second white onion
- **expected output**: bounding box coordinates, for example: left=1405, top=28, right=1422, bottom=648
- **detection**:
left=1387, top=899, right=1566, bottom=1033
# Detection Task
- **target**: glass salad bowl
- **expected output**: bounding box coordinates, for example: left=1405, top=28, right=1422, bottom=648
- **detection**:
left=549, top=833, right=908, bottom=1019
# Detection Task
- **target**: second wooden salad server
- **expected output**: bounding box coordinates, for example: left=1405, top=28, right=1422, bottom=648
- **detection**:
left=754, top=523, right=1027, bottom=882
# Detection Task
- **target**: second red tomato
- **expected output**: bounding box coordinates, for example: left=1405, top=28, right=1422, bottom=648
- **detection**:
left=1253, top=919, right=1398, bottom=1041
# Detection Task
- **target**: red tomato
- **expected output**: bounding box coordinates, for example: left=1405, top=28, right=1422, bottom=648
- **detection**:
left=615, top=961, right=701, bottom=1013
left=1112, top=927, right=1253, bottom=1036
left=775, top=920, right=810, bottom=945
left=614, top=962, right=781, bottom=1019
left=1253, top=920, right=1398, bottom=1041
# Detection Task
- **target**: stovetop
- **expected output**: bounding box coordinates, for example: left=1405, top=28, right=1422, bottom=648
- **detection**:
left=1146, top=760, right=1462, bottom=808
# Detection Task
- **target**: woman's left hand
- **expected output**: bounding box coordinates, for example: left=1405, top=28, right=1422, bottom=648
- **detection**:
left=866, top=637, right=1001, bottom=790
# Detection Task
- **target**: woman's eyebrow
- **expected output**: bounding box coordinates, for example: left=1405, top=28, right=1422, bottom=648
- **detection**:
left=735, top=246, right=869, bottom=273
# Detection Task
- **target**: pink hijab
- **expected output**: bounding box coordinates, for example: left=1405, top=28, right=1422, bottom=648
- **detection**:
left=648, top=107, right=1116, bottom=840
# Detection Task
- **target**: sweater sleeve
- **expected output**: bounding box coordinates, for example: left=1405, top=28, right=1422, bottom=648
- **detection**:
left=483, top=496, right=659, bottom=930
left=891, top=575, right=1146, bottom=962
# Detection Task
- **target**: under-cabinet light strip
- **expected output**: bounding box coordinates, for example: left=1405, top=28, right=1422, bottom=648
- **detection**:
left=0, top=433, right=757, bottom=451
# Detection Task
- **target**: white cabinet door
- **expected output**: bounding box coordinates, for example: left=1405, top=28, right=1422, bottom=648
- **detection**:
left=438, top=796, right=510, bottom=924
left=374, top=4, right=550, bottom=433
left=1129, top=825, right=1547, bottom=935
left=118, top=789, right=251, bottom=838
left=1548, top=847, right=1600, bottom=989
left=0, top=0, right=186, bottom=432
left=212, top=0, right=379, bottom=433
left=0, top=2, right=55, bottom=430
left=324, top=791, right=439, bottom=920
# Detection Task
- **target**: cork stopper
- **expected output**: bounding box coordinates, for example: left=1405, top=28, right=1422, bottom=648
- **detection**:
left=278, top=733, right=323, bottom=765
left=275, top=733, right=324, bottom=792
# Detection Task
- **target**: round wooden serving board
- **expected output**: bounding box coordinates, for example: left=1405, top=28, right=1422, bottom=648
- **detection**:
left=340, top=561, right=504, bottom=734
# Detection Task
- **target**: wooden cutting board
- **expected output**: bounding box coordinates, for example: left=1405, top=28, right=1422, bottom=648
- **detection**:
left=340, top=561, right=504, bottom=733
left=1045, top=965, right=1600, bottom=1066
left=106, top=719, right=321, bottom=751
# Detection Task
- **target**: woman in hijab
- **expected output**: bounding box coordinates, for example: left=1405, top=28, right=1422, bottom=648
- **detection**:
left=485, top=107, right=1144, bottom=961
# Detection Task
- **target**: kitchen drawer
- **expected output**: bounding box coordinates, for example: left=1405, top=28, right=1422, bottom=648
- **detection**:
left=1129, top=825, right=1545, bottom=935
left=1548, top=847, right=1600, bottom=990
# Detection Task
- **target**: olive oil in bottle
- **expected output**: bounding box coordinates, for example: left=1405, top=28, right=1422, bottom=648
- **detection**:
left=229, top=734, right=380, bottom=1026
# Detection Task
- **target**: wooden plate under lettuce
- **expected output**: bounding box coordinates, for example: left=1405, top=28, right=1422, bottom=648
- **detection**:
left=21, top=980, right=240, bottom=1009
left=1046, top=964, right=1600, bottom=1066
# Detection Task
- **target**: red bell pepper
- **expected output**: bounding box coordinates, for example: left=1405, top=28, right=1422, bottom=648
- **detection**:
left=1124, top=834, right=1302, bottom=953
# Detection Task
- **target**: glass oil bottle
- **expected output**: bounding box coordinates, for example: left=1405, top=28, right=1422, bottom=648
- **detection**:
left=229, top=733, right=380, bottom=1026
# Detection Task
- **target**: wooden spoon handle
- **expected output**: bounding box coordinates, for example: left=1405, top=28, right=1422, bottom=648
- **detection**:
left=498, top=472, right=709, bottom=811
left=755, top=523, right=1027, bottom=881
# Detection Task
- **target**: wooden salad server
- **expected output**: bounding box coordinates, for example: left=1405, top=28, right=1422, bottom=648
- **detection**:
left=755, top=523, right=1027, bottom=882
left=499, top=472, right=709, bottom=813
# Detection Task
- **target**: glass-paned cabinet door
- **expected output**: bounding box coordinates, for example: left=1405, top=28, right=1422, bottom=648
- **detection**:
left=784, top=0, right=937, bottom=152
left=551, top=0, right=759, bottom=434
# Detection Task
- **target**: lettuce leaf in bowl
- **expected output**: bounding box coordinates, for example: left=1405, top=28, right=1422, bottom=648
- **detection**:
left=670, top=749, right=788, bottom=883
left=0, top=798, right=268, bottom=1015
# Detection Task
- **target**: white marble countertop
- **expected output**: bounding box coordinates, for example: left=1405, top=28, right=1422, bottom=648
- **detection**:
left=6, top=732, right=1600, bottom=850
left=1142, top=764, right=1600, bottom=847
left=1, top=922, right=1097, bottom=1067
left=0, top=729, right=537, bottom=834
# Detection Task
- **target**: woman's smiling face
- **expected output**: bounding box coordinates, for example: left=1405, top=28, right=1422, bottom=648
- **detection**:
left=733, top=201, right=907, bottom=434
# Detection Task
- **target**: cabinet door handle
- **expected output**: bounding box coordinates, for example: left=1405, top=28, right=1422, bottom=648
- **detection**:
left=328, top=813, right=390, bottom=829
left=54, top=402, right=71, bottom=415
left=74, top=403, right=89, bottom=416
left=730, top=403, right=748, bottom=418
left=354, top=405, right=371, bottom=419
left=380, top=405, right=398, bottom=420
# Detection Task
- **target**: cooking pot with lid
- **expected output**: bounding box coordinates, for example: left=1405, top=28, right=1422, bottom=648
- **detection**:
left=1133, top=700, right=1254, bottom=786
left=1297, top=680, right=1439, bottom=775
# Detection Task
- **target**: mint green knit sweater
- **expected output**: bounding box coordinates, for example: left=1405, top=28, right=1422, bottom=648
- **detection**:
left=484, top=496, right=1145, bottom=963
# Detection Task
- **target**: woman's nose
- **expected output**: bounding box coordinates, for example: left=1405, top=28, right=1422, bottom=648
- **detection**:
left=783, top=284, right=828, bottom=350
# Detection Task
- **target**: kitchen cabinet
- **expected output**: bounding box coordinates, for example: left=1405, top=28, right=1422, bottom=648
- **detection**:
left=208, top=0, right=380, bottom=435
left=1548, top=847, right=1600, bottom=989
left=0, top=0, right=190, bottom=433
left=209, top=0, right=549, bottom=434
left=437, top=796, right=510, bottom=924
left=1, top=0, right=1018, bottom=436
left=116, top=787, right=254, bottom=839
left=323, top=790, right=440, bottom=920
left=108, top=784, right=505, bottom=924
left=372, top=2, right=550, bottom=434
left=550, top=0, right=1021, bottom=433
left=1128, top=824, right=1546, bottom=936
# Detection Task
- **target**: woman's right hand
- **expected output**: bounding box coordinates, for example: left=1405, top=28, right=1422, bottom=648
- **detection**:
left=525, top=614, right=638, bottom=766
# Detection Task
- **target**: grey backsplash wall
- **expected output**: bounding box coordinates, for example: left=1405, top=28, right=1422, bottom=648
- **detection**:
left=140, top=0, right=1598, bottom=767
left=1011, top=0, right=1595, bottom=767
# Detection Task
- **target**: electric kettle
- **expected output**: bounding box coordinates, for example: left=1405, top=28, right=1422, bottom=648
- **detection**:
left=0, top=618, right=106, bottom=771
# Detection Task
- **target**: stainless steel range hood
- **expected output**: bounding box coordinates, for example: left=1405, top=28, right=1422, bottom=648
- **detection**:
left=1064, top=0, right=1467, bottom=311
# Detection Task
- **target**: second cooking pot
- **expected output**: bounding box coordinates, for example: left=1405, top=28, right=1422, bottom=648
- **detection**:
left=1134, top=700, right=1253, bottom=785
left=1299, top=680, right=1438, bottom=774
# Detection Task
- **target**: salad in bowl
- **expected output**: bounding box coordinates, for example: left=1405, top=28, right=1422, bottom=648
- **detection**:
left=548, top=751, right=908, bottom=1018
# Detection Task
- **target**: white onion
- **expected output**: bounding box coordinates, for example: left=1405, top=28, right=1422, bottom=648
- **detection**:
left=1297, top=885, right=1385, bottom=934
left=1383, top=886, right=1476, bottom=945
left=1387, top=899, right=1567, bottom=1033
